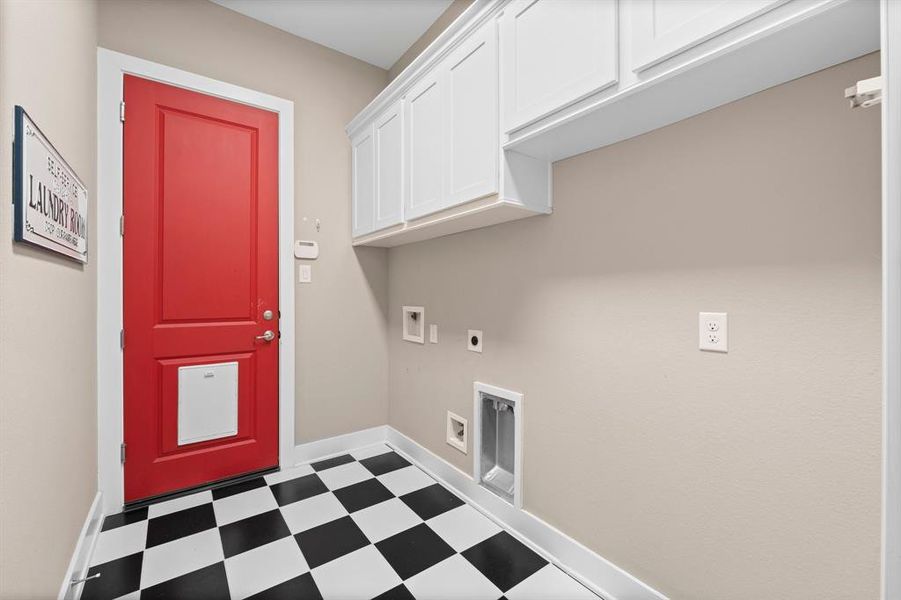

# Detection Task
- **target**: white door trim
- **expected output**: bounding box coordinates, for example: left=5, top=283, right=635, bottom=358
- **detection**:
left=96, top=48, right=296, bottom=514
left=883, top=2, right=901, bottom=598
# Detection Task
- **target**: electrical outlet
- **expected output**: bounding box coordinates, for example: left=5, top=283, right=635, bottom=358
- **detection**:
left=467, top=330, right=483, bottom=353
left=699, top=312, right=727, bottom=352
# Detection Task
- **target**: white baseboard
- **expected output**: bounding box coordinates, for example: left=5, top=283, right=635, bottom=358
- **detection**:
left=293, top=425, right=666, bottom=600
left=384, top=427, right=668, bottom=600
left=58, top=491, right=104, bottom=600
left=293, top=425, right=389, bottom=465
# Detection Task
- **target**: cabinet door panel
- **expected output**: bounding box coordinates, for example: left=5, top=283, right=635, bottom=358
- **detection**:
left=501, top=0, right=618, bottom=133
left=629, top=0, right=786, bottom=72
left=374, top=102, right=404, bottom=231
left=447, top=20, right=498, bottom=205
left=405, top=75, right=445, bottom=220
left=351, top=127, right=375, bottom=237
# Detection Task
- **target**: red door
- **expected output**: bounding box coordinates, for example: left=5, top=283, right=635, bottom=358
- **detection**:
left=123, top=75, right=279, bottom=503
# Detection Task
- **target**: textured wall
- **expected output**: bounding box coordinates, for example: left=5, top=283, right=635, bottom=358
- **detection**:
left=388, top=54, right=882, bottom=599
left=0, top=1, right=99, bottom=596
left=98, top=0, right=390, bottom=443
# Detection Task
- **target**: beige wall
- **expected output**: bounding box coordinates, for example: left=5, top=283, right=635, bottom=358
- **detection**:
left=98, top=0, right=390, bottom=442
left=388, top=53, right=882, bottom=600
left=0, top=0, right=99, bottom=596
left=388, top=0, right=473, bottom=81
left=0, top=3, right=882, bottom=598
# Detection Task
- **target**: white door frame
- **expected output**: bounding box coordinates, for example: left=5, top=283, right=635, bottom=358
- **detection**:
left=883, top=2, right=901, bottom=598
left=96, top=48, right=296, bottom=514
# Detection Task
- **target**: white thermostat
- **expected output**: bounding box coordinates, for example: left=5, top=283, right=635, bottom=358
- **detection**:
left=294, top=240, right=319, bottom=260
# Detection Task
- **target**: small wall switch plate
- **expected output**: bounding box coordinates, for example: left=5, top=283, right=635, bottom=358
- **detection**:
left=298, top=264, right=312, bottom=283
left=467, top=329, right=483, bottom=353
left=402, top=306, right=425, bottom=344
left=429, top=324, right=438, bottom=344
left=699, top=312, right=728, bottom=352
left=446, top=411, right=468, bottom=454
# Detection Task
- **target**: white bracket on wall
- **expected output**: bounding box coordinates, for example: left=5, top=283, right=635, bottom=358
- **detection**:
left=845, top=75, right=882, bottom=108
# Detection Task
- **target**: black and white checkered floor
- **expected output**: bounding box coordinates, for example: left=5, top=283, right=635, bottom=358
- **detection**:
left=82, top=444, right=598, bottom=599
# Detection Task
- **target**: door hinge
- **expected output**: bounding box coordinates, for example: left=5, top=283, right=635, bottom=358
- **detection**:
left=119, top=215, right=125, bottom=237
left=119, top=101, right=126, bottom=122
left=120, top=329, right=125, bottom=350
left=120, top=443, right=127, bottom=465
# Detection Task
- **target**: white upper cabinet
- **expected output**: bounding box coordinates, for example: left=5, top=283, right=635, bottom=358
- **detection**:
left=628, top=0, right=785, bottom=72
left=628, top=0, right=786, bottom=72
left=374, top=101, right=404, bottom=231
left=348, top=5, right=550, bottom=248
left=500, top=0, right=618, bottom=133
left=406, top=18, right=500, bottom=222
left=351, top=127, right=375, bottom=237
left=346, top=0, right=875, bottom=246
left=404, top=72, right=445, bottom=221
left=353, top=102, right=404, bottom=237
left=446, top=19, right=499, bottom=206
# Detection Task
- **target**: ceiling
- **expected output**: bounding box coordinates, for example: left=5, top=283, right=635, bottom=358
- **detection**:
left=211, top=0, right=454, bottom=69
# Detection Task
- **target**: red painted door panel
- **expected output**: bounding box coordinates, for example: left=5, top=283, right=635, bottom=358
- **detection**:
left=123, top=75, right=279, bottom=503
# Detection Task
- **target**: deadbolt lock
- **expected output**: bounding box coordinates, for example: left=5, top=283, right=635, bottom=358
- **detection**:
left=263, top=310, right=274, bottom=321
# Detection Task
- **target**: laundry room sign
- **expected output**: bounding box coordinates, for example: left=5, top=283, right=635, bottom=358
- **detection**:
left=13, top=106, right=88, bottom=263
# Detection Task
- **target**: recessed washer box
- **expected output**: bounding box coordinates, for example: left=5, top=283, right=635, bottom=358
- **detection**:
left=402, top=306, right=425, bottom=343
left=177, top=362, right=239, bottom=446
left=446, top=411, right=468, bottom=454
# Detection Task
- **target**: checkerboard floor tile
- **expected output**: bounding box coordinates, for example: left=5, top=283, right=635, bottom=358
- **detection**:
left=82, top=444, right=598, bottom=600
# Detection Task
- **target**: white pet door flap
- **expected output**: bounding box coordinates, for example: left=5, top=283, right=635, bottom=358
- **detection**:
left=177, top=361, right=239, bottom=446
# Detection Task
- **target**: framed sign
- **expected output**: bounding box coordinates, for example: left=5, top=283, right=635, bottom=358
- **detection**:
left=13, top=105, right=89, bottom=263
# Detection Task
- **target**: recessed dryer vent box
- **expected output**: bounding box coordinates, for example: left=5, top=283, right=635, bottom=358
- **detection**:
left=474, top=382, right=523, bottom=508
left=402, top=306, right=425, bottom=344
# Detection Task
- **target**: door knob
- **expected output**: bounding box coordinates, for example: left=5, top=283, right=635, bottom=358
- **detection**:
left=256, top=330, right=275, bottom=342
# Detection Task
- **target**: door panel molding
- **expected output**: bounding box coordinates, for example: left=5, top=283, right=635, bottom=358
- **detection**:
left=97, top=48, right=295, bottom=514
left=351, top=126, right=375, bottom=236
left=404, top=74, right=446, bottom=220
left=628, top=0, right=787, bottom=72
left=374, top=101, right=404, bottom=232
left=500, top=0, right=618, bottom=133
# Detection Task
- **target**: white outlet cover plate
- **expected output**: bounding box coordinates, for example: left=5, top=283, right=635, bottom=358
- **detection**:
left=467, top=329, right=483, bottom=353
left=298, top=264, right=312, bottom=283
left=699, top=312, right=728, bottom=352
left=429, top=324, right=438, bottom=344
